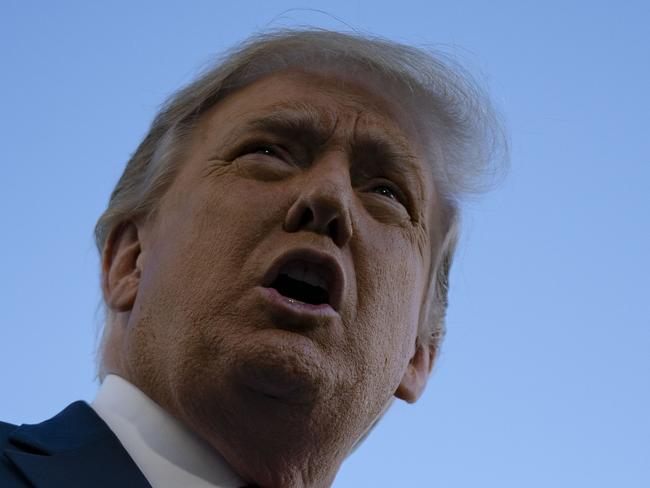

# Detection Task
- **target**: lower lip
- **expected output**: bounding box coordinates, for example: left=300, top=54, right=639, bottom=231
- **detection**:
left=259, top=287, right=338, bottom=318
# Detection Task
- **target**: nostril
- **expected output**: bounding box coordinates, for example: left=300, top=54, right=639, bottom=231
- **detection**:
left=298, top=208, right=313, bottom=228
left=328, top=220, right=338, bottom=244
left=284, top=195, right=351, bottom=248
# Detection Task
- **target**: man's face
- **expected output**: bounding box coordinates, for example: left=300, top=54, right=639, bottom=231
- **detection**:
left=118, top=69, right=439, bottom=473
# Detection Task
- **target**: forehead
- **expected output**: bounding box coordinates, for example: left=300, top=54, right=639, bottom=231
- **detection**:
left=204, top=69, right=427, bottom=155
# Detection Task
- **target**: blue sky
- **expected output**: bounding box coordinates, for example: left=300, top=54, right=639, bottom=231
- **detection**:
left=2, top=1, right=649, bottom=486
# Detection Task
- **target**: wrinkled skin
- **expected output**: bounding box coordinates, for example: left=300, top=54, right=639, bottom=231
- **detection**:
left=102, top=70, right=442, bottom=487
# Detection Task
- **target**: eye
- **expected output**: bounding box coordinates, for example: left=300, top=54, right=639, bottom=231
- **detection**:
left=251, top=145, right=281, bottom=158
left=371, top=183, right=405, bottom=204
left=236, top=142, right=296, bottom=165
left=373, top=185, right=397, bottom=199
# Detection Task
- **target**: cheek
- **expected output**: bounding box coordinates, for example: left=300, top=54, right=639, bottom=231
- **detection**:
left=156, top=173, right=281, bottom=264
left=137, top=177, right=281, bottom=323
left=127, top=177, right=289, bottom=390
left=350, top=225, right=425, bottom=374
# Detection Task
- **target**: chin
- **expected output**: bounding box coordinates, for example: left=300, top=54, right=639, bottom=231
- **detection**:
left=230, top=328, right=334, bottom=406
left=165, top=330, right=385, bottom=488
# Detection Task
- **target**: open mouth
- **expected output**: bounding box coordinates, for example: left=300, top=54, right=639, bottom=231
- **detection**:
left=262, top=249, right=343, bottom=312
left=269, top=262, right=330, bottom=306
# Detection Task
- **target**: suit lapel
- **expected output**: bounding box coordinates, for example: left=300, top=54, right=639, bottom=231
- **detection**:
left=4, top=401, right=151, bottom=488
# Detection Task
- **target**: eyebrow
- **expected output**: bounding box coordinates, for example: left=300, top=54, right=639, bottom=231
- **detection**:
left=221, top=101, right=334, bottom=149
left=220, top=101, right=428, bottom=193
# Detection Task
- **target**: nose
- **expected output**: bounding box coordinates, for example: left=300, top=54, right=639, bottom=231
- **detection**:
left=283, top=155, right=354, bottom=248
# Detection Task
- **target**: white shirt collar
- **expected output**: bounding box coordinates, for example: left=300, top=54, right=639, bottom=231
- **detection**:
left=91, top=374, right=246, bottom=488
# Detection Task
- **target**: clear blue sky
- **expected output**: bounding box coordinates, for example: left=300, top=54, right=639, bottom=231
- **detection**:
left=2, top=1, right=648, bottom=486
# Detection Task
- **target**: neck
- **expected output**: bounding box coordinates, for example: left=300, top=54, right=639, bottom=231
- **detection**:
left=172, top=398, right=351, bottom=488
left=202, top=424, right=345, bottom=488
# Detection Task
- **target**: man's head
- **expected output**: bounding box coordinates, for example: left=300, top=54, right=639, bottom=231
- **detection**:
left=94, top=29, right=505, bottom=487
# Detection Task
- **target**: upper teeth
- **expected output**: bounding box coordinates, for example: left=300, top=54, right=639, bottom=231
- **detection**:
left=282, top=262, right=329, bottom=291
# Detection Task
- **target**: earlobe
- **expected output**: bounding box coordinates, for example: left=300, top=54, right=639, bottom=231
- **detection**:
left=395, top=343, right=436, bottom=403
left=102, top=222, right=143, bottom=312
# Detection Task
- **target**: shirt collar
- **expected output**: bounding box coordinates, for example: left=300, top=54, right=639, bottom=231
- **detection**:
left=91, top=374, right=245, bottom=488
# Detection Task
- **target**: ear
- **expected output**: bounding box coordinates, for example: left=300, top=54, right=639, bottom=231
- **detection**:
left=395, top=342, right=436, bottom=403
left=102, top=221, right=143, bottom=312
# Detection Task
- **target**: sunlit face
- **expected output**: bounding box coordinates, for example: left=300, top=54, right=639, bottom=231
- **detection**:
left=119, top=69, right=440, bottom=481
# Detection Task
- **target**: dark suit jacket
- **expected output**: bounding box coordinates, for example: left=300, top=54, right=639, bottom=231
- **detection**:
left=0, top=401, right=151, bottom=487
